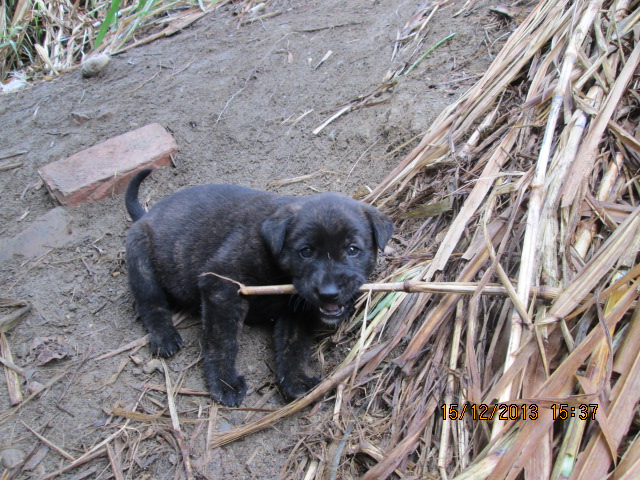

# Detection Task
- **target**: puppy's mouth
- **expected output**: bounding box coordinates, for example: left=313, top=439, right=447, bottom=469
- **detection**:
left=318, top=303, right=346, bottom=324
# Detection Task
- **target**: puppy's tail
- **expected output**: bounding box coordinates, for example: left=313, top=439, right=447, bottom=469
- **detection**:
left=125, top=168, right=153, bottom=222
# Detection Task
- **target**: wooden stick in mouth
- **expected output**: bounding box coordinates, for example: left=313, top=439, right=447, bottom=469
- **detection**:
left=239, top=281, right=560, bottom=299
left=199, top=273, right=560, bottom=300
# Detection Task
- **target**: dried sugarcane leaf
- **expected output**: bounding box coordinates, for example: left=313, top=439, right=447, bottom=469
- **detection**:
left=570, top=306, right=640, bottom=479
left=561, top=41, right=640, bottom=208
left=402, top=197, right=453, bottom=219
left=612, top=436, right=640, bottom=479
left=489, top=282, right=639, bottom=479
left=608, top=121, right=640, bottom=156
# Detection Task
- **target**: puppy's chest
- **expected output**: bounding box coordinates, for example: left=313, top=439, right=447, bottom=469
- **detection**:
left=244, top=295, right=301, bottom=324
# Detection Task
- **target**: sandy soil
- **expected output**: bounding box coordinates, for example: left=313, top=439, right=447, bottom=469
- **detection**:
left=0, top=1, right=517, bottom=478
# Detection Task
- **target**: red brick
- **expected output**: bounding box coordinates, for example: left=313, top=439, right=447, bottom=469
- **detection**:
left=38, top=123, right=177, bottom=207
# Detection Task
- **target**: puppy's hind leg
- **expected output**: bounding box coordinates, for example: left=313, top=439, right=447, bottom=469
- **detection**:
left=126, top=230, right=183, bottom=357
left=199, top=277, right=248, bottom=407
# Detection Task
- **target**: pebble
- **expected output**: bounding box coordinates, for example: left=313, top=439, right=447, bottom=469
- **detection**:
left=1, top=448, right=25, bottom=469
left=28, top=380, right=45, bottom=395
left=82, top=53, right=110, bottom=78
left=217, top=419, right=234, bottom=431
left=1, top=77, right=28, bottom=94
left=143, top=359, right=164, bottom=374
left=130, top=354, right=144, bottom=365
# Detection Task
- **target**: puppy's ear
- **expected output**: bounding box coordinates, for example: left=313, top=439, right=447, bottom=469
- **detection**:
left=364, top=205, right=394, bottom=251
left=261, top=205, right=296, bottom=256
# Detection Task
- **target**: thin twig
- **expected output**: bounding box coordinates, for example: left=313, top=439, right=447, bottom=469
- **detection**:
left=21, top=421, right=76, bottom=461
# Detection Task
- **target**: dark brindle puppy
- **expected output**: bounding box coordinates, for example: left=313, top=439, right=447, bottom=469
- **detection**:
left=124, top=169, right=393, bottom=407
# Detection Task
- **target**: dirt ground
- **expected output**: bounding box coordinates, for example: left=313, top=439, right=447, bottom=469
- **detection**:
left=0, top=1, right=518, bottom=478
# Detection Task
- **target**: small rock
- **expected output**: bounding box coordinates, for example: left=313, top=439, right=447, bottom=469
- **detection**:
left=0, top=207, right=75, bottom=263
left=82, top=53, right=110, bottom=78
left=217, top=419, right=234, bottom=431
left=97, top=109, right=115, bottom=120
left=1, top=448, right=25, bottom=469
left=249, top=3, right=266, bottom=16
left=130, top=354, right=144, bottom=365
left=15, top=344, right=29, bottom=359
left=27, top=381, right=45, bottom=395
left=70, top=112, right=91, bottom=125
left=143, top=359, right=164, bottom=374
left=1, top=76, right=28, bottom=94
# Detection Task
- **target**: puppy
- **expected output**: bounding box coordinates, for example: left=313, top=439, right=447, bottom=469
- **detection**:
left=124, top=169, right=393, bottom=407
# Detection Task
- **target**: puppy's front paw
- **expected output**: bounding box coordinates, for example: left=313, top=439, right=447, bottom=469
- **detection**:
left=280, top=373, right=321, bottom=401
left=149, top=326, right=183, bottom=357
left=209, top=374, right=247, bottom=407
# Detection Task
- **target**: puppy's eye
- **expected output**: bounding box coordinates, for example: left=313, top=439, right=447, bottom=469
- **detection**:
left=346, top=245, right=360, bottom=257
left=299, top=247, right=313, bottom=258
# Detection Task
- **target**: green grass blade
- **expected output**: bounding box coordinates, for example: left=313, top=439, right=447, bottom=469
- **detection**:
left=115, top=0, right=159, bottom=51
left=136, top=0, right=155, bottom=14
left=404, top=32, right=456, bottom=76
left=94, top=0, right=122, bottom=49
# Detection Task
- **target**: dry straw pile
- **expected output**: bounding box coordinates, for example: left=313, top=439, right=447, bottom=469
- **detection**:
left=217, top=1, right=640, bottom=478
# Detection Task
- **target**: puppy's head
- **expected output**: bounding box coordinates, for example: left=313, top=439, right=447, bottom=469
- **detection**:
left=261, top=193, right=393, bottom=326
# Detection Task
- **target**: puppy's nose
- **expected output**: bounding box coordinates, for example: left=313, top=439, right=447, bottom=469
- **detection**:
left=317, top=284, right=340, bottom=303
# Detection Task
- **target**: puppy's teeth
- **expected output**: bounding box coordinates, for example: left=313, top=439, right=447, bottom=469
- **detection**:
left=320, top=304, right=345, bottom=317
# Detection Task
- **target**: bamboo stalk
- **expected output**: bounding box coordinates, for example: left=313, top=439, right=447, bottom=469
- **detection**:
left=161, top=358, right=196, bottom=480
left=0, top=355, right=25, bottom=377
left=368, top=0, right=572, bottom=204
left=550, top=414, right=588, bottom=480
